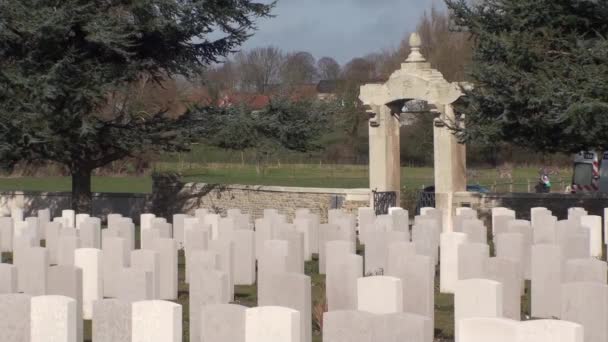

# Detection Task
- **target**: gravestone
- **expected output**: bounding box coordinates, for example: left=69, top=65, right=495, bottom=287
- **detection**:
left=319, top=223, right=355, bottom=274
left=564, top=258, right=607, bottom=284
left=132, top=300, right=182, bottom=342
left=233, top=229, right=255, bottom=285
left=457, top=242, right=489, bottom=281
left=275, top=229, right=305, bottom=274
left=364, top=231, right=408, bottom=275
left=0, top=293, right=30, bottom=342
left=140, top=228, right=161, bottom=251
left=11, top=207, right=23, bottom=222
left=357, top=276, right=403, bottom=314
left=386, top=253, right=434, bottom=325
left=102, top=236, right=128, bottom=298
left=93, top=299, right=132, bottom=342
left=493, top=215, right=515, bottom=239
left=209, top=239, right=235, bottom=301
left=507, top=220, right=532, bottom=279
left=495, top=233, right=525, bottom=281
left=21, top=246, right=48, bottom=295
left=412, top=221, right=440, bottom=265
left=580, top=215, right=603, bottom=258
left=188, top=250, right=221, bottom=282
left=245, top=306, right=301, bottom=342
left=0, top=216, right=13, bottom=252
left=461, top=219, right=487, bottom=244
left=533, top=215, right=558, bottom=244
left=31, top=295, right=77, bottom=342
left=61, top=210, right=75, bottom=228
left=385, top=241, right=417, bottom=277
left=117, top=268, right=153, bottom=302
left=485, top=257, right=521, bottom=320
left=200, top=304, right=246, bottom=342
left=561, top=282, right=608, bottom=342
left=47, top=265, right=83, bottom=341
left=0, top=263, right=16, bottom=294
left=189, top=269, right=229, bottom=342
left=294, top=218, right=313, bottom=261
left=115, top=220, right=136, bottom=251
left=454, top=279, right=503, bottom=338
left=153, top=238, right=178, bottom=300
left=80, top=220, right=101, bottom=249
left=131, top=250, right=161, bottom=299
left=440, top=232, right=468, bottom=293
left=327, top=254, right=362, bottom=311
left=531, top=244, right=562, bottom=318
left=259, top=272, right=312, bottom=342
left=140, top=213, right=156, bottom=231
left=258, top=240, right=289, bottom=291
left=373, top=312, right=432, bottom=342
left=58, top=236, right=80, bottom=266
left=323, top=310, right=374, bottom=342
left=457, top=317, right=519, bottom=342
left=106, top=214, right=123, bottom=229
left=172, top=214, right=188, bottom=249
left=519, top=319, right=584, bottom=342
left=74, top=248, right=102, bottom=320
left=184, top=226, right=209, bottom=283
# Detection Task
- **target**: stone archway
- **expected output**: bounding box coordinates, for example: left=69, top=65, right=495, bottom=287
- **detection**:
left=359, top=33, right=466, bottom=228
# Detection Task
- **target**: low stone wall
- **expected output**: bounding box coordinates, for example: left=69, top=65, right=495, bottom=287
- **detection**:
left=0, top=182, right=371, bottom=223
left=0, top=191, right=149, bottom=220
left=452, top=191, right=608, bottom=224
left=151, top=182, right=371, bottom=222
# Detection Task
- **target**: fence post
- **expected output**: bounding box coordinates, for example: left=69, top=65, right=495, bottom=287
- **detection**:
left=527, top=179, right=531, bottom=193
left=509, top=182, right=513, bottom=193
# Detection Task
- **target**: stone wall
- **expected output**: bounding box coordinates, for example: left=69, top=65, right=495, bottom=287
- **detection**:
left=0, top=191, right=149, bottom=220
left=0, top=181, right=370, bottom=223
left=452, top=191, right=608, bottom=224
left=151, top=181, right=370, bottom=222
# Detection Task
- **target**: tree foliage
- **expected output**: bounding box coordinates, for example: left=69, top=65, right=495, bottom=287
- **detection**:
left=0, top=0, right=274, bottom=211
left=204, top=96, right=335, bottom=154
left=447, top=0, right=608, bottom=153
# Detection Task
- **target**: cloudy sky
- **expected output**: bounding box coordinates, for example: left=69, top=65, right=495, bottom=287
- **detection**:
left=240, top=0, right=445, bottom=64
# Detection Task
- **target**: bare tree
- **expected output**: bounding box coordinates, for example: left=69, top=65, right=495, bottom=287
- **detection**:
left=342, top=57, right=376, bottom=83
left=416, top=6, right=472, bottom=82
left=235, top=46, right=284, bottom=93
left=317, top=57, right=341, bottom=80
left=280, top=51, right=317, bottom=86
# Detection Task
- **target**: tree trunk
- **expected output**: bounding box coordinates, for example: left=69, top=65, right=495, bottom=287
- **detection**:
left=71, top=167, right=93, bottom=214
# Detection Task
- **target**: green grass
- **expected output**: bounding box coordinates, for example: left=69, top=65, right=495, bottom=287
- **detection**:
left=0, top=163, right=573, bottom=194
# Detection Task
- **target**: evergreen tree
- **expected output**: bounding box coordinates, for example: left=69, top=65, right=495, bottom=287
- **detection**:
left=446, top=0, right=608, bottom=153
left=0, top=0, right=273, bottom=212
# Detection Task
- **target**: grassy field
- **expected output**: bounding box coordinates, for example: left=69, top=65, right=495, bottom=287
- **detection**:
left=0, top=163, right=572, bottom=194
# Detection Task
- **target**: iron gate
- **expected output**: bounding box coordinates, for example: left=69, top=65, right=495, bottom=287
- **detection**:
left=373, top=191, right=397, bottom=215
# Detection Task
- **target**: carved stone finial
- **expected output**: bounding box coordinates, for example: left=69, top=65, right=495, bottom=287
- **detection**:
left=405, top=32, right=425, bottom=63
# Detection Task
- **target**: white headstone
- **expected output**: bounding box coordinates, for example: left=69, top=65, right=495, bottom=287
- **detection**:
left=132, top=300, right=182, bottom=342
left=357, top=276, right=403, bottom=314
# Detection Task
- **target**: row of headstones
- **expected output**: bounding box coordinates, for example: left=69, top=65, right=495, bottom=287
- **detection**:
left=0, top=206, right=318, bottom=342
left=0, top=293, right=312, bottom=342
left=354, top=205, right=606, bottom=342
left=450, top=206, right=608, bottom=342
left=453, top=278, right=608, bottom=342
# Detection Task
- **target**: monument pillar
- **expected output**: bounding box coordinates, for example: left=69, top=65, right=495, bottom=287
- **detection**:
left=433, top=103, right=466, bottom=231
left=360, top=32, right=466, bottom=216
left=368, top=104, right=401, bottom=206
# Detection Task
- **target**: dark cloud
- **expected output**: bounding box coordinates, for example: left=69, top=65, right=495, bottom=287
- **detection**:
left=240, top=0, right=444, bottom=64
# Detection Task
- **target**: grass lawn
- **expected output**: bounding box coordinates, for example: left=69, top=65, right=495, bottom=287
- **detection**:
left=0, top=163, right=572, bottom=194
